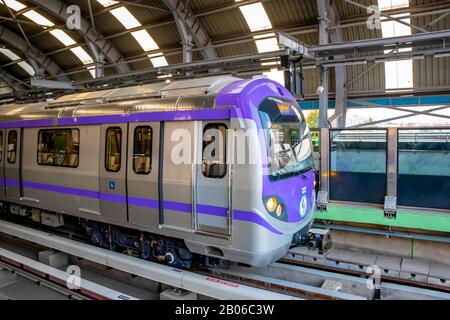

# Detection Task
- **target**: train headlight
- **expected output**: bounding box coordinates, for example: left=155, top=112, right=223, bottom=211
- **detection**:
left=276, top=204, right=283, bottom=217
left=265, top=197, right=277, bottom=213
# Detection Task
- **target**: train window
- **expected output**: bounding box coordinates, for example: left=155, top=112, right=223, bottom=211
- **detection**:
left=259, top=97, right=314, bottom=180
left=37, top=129, right=80, bottom=167
left=105, top=127, right=122, bottom=172
left=202, top=123, right=227, bottom=179
left=0, top=131, right=3, bottom=162
left=7, top=130, right=17, bottom=164
left=133, top=126, right=152, bottom=175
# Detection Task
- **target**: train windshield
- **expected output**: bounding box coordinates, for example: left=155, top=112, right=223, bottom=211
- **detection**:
left=259, top=97, right=314, bottom=179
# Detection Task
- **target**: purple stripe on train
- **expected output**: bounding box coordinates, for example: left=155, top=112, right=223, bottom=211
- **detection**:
left=5, top=179, right=20, bottom=187
left=128, top=197, right=158, bottom=209
left=196, top=204, right=228, bottom=218
left=2, top=179, right=282, bottom=235
left=23, top=181, right=99, bottom=199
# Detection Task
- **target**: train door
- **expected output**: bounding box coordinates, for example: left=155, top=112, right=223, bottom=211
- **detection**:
left=161, top=121, right=196, bottom=232
left=195, top=121, right=231, bottom=236
left=127, top=122, right=160, bottom=228
left=99, top=124, right=128, bottom=222
left=0, top=129, right=5, bottom=201
left=5, top=129, right=21, bottom=202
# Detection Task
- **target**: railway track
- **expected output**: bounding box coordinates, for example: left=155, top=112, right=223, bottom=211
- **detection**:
left=0, top=217, right=449, bottom=300
left=280, top=257, right=450, bottom=294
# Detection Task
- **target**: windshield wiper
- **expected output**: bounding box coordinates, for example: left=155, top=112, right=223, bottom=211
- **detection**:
left=296, top=165, right=315, bottom=177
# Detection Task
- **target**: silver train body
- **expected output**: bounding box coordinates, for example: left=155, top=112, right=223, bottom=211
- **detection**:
left=0, top=76, right=316, bottom=267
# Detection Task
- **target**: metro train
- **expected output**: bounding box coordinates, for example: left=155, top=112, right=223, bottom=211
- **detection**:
left=0, top=76, right=316, bottom=268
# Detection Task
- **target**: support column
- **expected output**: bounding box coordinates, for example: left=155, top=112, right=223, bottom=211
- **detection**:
left=182, top=41, right=193, bottom=64
left=317, top=0, right=349, bottom=128
left=317, top=0, right=330, bottom=129
left=88, top=41, right=105, bottom=79
left=319, top=66, right=329, bottom=128
left=329, top=3, right=348, bottom=128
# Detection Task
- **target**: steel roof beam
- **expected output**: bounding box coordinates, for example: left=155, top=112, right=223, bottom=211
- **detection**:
left=0, top=69, right=26, bottom=92
left=0, top=25, right=68, bottom=81
left=27, top=0, right=131, bottom=74
left=309, top=30, right=450, bottom=56
left=162, top=0, right=218, bottom=61
left=15, top=4, right=449, bottom=70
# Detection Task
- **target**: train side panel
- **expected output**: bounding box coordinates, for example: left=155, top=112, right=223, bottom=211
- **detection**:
left=21, top=125, right=101, bottom=217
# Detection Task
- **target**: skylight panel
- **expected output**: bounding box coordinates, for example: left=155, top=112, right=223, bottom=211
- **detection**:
left=1, top=4, right=94, bottom=78
left=88, top=66, right=96, bottom=78
left=110, top=7, right=141, bottom=29
left=378, top=0, right=409, bottom=11
left=2, top=0, right=26, bottom=12
left=18, top=61, right=35, bottom=76
left=254, top=34, right=279, bottom=53
left=148, top=53, right=168, bottom=67
left=0, top=49, right=35, bottom=76
left=381, top=13, right=412, bottom=40
left=239, top=2, right=272, bottom=32
left=71, top=47, right=94, bottom=65
left=96, top=0, right=118, bottom=7
left=23, top=10, right=55, bottom=27
left=0, top=48, right=20, bottom=61
left=378, top=1, right=413, bottom=91
left=132, top=30, right=159, bottom=51
left=385, top=60, right=413, bottom=89
left=49, top=29, right=76, bottom=46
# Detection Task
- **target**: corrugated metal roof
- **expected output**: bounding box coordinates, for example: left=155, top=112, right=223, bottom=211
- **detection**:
left=190, top=0, right=235, bottom=12
left=336, top=0, right=378, bottom=17
left=265, top=0, right=318, bottom=27
left=199, top=8, right=249, bottom=38
left=412, top=12, right=450, bottom=89
left=0, top=0, right=446, bottom=97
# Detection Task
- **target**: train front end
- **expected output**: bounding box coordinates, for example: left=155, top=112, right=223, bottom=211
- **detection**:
left=214, top=78, right=316, bottom=266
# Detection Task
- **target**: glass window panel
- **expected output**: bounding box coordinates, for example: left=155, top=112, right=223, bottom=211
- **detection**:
left=239, top=2, right=272, bottom=32
left=132, top=30, right=159, bottom=51
left=202, top=123, right=228, bottom=179
left=133, top=126, right=152, bottom=175
left=110, top=7, right=141, bottom=29
left=7, top=130, right=17, bottom=164
left=330, top=130, right=387, bottom=204
left=259, top=97, right=314, bottom=180
left=37, top=129, right=79, bottom=167
left=23, top=10, right=55, bottom=27
left=398, top=129, right=450, bottom=210
left=105, top=127, right=122, bottom=172
left=3, top=0, right=27, bottom=12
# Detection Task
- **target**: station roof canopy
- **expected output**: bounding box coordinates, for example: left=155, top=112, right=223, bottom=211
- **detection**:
left=0, top=0, right=448, bottom=98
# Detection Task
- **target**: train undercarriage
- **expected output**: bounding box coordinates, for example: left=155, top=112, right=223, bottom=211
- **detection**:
left=0, top=201, right=203, bottom=270
left=0, top=201, right=322, bottom=270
